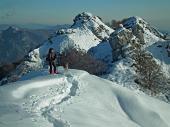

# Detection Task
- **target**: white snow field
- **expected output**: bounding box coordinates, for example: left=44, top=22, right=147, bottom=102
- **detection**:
left=0, top=69, right=170, bottom=127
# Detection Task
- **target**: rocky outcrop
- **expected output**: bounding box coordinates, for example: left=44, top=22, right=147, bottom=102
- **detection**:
left=109, top=27, right=134, bottom=61
left=109, top=16, right=165, bottom=62
left=123, top=16, right=164, bottom=45
left=131, top=24, right=145, bottom=44
left=56, top=28, right=76, bottom=35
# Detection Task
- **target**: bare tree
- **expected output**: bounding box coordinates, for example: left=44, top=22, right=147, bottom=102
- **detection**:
left=60, top=47, right=107, bottom=75
left=131, top=43, right=168, bottom=94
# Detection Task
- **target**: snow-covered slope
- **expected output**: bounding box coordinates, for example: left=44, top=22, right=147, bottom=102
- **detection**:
left=147, top=40, right=170, bottom=77
left=88, top=41, right=113, bottom=65
left=0, top=69, right=170, bottom=127
left=36, top=27, right=101, bottom=59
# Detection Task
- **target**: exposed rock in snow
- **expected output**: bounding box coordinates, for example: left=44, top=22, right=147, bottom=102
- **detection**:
left=108, top=16, right=166, bottom=62
left=123, top=16, right=164, bottom=46
left=72, top=12, right=114, bottom=40
left=104, top=17, right=170, bottom=102
left=109, top=27, right=134, bottom=61
left=56, top=28, right=77, bottom=35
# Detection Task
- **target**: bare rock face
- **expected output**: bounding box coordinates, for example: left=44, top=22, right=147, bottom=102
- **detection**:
left=108, top=16, right=165, bottom=62
left=109, top=27, right=134, bottom=61
left=123, top=16, right=164, bottom=43
left=131, top=24, right=145, bottom=44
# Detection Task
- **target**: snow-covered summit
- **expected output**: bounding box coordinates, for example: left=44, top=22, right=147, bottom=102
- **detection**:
left=123, top=16, right=147, bottom=29
left=41, top=12, right=114, bottom=54
left=72, top=12, right=114, bottom=39
left=123, top=16, right=164, bottom=46
left=5, top=26, right=20, bottom=32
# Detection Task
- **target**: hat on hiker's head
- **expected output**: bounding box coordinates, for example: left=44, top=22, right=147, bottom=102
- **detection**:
left=49, top=48, right=54, bottom=53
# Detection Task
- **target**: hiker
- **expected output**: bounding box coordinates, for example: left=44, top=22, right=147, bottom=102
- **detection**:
left=46, top=48, right=57, bottom=74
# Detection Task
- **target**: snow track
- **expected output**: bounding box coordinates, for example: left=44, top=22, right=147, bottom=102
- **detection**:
left=0, top=71, right=83, bottom=127
left=22, top=73, right=81, bottom=127
left=39, top=73, right=80, bottom=127
left=0, top=70, right=170, bottom=127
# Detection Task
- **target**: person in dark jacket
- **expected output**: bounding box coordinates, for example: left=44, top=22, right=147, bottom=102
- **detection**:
left=46, top=48, right=57, bottom=74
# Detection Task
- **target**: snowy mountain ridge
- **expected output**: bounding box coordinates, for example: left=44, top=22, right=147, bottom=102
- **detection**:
left=1, top=12, right=167, bottom=86
left=0, top=12, right=115, bottom=84
left=0, top=12, right=170, bottom=127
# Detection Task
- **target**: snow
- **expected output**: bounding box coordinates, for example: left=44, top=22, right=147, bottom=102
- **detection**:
left=0, top=69, right=170, bottom=127
left=38, top=27, right=101, bottom=57
left=146, top=40, right=170, bottom=78
left=1, top=13, right=170, bottom=127
left=143, top=29, right=162, bottom=47
left=88, top=41, right=113, bottom=64
left=105, top=59, right=137, bottom=89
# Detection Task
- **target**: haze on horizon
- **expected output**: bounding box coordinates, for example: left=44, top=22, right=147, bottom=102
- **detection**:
left=0, top=0, right=170, bottom=31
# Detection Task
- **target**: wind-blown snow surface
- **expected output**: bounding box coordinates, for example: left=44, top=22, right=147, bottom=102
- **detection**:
left=0, top=69, right=170, bottom=127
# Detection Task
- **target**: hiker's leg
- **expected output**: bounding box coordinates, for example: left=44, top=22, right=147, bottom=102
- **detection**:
left=53, top=62, right=57, bottom=73
left=49, top=62, right=53, bottom=74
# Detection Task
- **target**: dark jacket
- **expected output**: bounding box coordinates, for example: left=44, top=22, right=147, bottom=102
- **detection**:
left=46, top=52, right=57, bottom=63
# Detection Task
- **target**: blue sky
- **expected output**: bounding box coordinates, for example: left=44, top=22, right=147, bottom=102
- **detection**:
left=0, top=0, right=170, bottom=30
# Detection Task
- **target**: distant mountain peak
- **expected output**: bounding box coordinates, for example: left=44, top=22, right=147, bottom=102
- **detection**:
left=73, top=12, right=94, bottom=24
left=5, top=26, right=20, bottom=33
